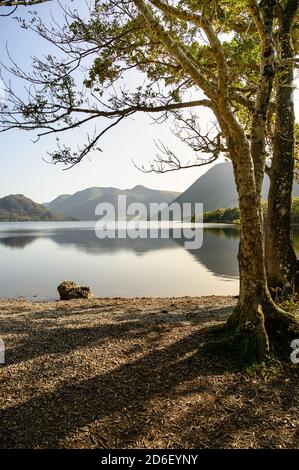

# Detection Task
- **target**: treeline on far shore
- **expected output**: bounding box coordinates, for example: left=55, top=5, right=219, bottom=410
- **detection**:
left=202, top=198, right=299, bottom=224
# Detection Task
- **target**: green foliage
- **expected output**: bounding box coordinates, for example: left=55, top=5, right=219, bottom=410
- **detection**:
left=200, top=322, right=285, bottom=372
left=0, top=195, right=71, bottom=222
left=245, top=354, right=283, bottom=379
left=203, top=206, right=240, bottom=223
left=294, top=123, right=299, bottom=182
left=277, top=293, right=299, bottom=314
left=0, top=0, right=297, bottom=169
left=290, top=197, right=299, bottom=224
left=203, top=199, right=299, bottom=224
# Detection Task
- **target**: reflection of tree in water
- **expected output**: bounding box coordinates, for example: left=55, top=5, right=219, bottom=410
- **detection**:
left=203, top=226, right=240, bottom=239
left=174, top=226, right=240, bottom=279
left=0, top=236, right=37, bottom=249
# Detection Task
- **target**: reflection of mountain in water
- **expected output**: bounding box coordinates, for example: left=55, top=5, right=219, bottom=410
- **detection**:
left=0, top=226, right=242, bottom=279
left=175, top=226, right=240, bottom=279
left=51, top=230, right=179, bottom=255
left=0, top=229, right=177, bottom=255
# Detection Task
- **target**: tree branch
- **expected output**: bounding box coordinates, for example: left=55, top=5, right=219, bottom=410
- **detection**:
left=148, top=0, right=230, bottom=96
left=0, top=1, right=51, bottom=5
left=132, top=0, right=216, bottom=98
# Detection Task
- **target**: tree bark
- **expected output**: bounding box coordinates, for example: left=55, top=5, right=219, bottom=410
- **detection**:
left=224, top=0, right=275, bottom=362
left=226, top=1, right=299, bottom=364
left=226, top=138, right=270, bottom=363
left=228, top=140, right=299, bottom=362
left=265, top=1, right=298, bottom=298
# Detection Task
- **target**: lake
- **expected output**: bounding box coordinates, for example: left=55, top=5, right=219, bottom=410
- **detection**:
left=0, top=221, right=243, bottom=300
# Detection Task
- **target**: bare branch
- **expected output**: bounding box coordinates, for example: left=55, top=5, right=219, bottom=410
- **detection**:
left=0, top=4, right=17, bottom=15
left=134, top=109, right=226, bottom=174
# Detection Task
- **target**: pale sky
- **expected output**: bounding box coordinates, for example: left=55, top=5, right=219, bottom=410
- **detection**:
left=0, top=1, right=298, bottom=203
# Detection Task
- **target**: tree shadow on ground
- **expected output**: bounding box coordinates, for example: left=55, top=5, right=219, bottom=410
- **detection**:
left=0, top=305, right=298, bottom=449
left=1, top=304, right=233, bottom=365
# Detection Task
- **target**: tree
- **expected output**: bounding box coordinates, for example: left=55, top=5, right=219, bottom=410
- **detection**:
left=0, top=0, right=298, bottom=362
left=265, top=1, right=299, bottom=298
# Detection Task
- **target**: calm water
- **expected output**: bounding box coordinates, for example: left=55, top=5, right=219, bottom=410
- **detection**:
left=0, top=221, right=243, bottom=300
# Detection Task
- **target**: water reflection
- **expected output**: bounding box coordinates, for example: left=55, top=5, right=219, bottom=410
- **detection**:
left=181, top=227, right=240, bottom=279
left=0, top=222, right=241, bottom=299
left=0, top=236, right=38, bottom=249
left=0, top=224, right=240, bottom=277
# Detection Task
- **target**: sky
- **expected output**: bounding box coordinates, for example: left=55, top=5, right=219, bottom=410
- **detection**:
left=0, top=0, right=298, bottom=203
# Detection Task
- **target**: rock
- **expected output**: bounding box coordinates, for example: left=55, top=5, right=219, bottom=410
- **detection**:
left=57, top=281, right=93, bottom=300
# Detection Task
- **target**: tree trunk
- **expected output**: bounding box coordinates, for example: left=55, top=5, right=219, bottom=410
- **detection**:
left=265, top=3, right=298, bottom=298
left=225, top=0, right=275, bottom=363
left=225, top=1, right=299, bottom=365
left=226, top=139, right=270, bottom=363
left=226, top=137, right=299, bottom=364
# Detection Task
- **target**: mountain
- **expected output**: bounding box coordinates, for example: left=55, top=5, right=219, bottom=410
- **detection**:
left=44, top=185, right=180, bottom=220
left=43, top=194, right=70, bottom=208
left=172, top=162, right=299, bottom=214
left=0, top=195, right=73, bottom=222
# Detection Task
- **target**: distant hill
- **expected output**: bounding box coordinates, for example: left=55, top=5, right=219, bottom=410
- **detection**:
left=44, top=194, right=70, bottom=208
left=44, top=185, right=180, bottom=220
left=172, top=162, right=299, bottom=215
left=0, top=195, right=73, bottom=222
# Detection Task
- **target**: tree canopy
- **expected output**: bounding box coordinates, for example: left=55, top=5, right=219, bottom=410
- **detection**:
left=0, top=0, right=279, bottom=168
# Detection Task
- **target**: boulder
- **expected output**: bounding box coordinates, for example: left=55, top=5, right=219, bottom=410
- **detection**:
left=57, top=281, right=93, bottom=300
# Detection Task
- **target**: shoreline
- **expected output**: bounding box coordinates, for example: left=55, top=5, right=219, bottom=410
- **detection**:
left=0, top=295, right=236, bottom=312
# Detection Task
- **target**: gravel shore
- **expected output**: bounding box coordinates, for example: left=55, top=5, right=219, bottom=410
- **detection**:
left=0, top=296, right=298, bottom=449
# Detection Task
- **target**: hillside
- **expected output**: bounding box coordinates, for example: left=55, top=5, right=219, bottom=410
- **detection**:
left=172, top=162, right=299, bottom=214
left=45, top=185, right=180, bottom=220
left=0, top=195, right=72, bottom=222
